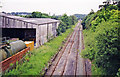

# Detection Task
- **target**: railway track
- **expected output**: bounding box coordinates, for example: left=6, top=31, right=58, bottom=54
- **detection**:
left=45, top=21, right=90, bottom=76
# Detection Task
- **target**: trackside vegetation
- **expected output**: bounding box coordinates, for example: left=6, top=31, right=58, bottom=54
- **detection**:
left=5, top=23, right=76, bottom=75
left=81, top=1, right=120, bottom=76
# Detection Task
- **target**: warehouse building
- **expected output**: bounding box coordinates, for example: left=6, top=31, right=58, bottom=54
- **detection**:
left=0, top=13, right=60, bottom=47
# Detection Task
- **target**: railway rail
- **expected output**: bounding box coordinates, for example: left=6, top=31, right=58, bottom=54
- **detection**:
left=45, top=21, right=90, bottom=76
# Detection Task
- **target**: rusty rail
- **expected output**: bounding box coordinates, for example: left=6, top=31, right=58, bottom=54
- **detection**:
left=45, top=22, right=80, bottom=76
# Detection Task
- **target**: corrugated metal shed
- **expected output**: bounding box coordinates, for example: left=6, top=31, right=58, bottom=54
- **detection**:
left=0, top=13, right=60, bottom=26
left=0, top=13, right=60, bottom=47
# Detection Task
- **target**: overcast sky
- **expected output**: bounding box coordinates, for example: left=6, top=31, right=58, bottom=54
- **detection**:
left=1, top=0, right=105, bottom=15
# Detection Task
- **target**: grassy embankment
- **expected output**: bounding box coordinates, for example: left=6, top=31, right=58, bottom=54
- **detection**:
left=5, top=24, right=76, bottom=75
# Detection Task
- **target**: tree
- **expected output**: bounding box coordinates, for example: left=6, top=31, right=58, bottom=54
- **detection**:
left=117, top=1, right=120, bottom=10
left=31, top=12, right=42, bottom=18
left=69, top=15, right=77, bottom=25
left=60, top=14, right=70, bottom=27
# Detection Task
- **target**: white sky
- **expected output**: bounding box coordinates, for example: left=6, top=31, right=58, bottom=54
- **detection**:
left=0, top=0, right=105, bottom=15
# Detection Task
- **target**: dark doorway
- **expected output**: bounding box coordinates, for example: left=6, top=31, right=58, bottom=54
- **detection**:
left=2, top=28, right=36, bottom=42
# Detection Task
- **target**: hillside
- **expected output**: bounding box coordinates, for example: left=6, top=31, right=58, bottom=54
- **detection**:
left=81, top=2, right=120, bottom=76
left=74, top=14, right=86, bottom=20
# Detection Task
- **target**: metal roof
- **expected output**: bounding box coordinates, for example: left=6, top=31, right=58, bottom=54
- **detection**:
left=0, top=13, right=60, bottom=25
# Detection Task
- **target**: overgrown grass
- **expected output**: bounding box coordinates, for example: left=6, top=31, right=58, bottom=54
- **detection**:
left=5, top=24, right=76, bottom=75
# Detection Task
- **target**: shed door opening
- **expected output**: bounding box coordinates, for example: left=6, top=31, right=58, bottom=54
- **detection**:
left=2, top=28, right=36, bottom=42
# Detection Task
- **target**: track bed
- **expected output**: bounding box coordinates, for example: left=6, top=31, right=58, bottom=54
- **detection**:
left=45, top=21, right=91, bottom=76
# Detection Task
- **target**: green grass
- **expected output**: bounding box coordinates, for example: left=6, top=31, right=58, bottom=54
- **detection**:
left=5, top=24, right=76, bottom=75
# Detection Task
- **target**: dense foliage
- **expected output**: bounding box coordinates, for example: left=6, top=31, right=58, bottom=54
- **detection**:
left=25, top=12, right=51, bottom=18
left=57, top=14, right=77, bottom=35
left=81, top=2, right=120, bottom=76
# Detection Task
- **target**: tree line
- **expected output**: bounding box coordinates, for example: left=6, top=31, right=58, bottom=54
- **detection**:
left=81, top=1, right=120, bottom=76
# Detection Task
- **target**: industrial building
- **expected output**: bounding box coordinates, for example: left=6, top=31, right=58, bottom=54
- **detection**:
left=0, top=13, right=60, bottom=47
